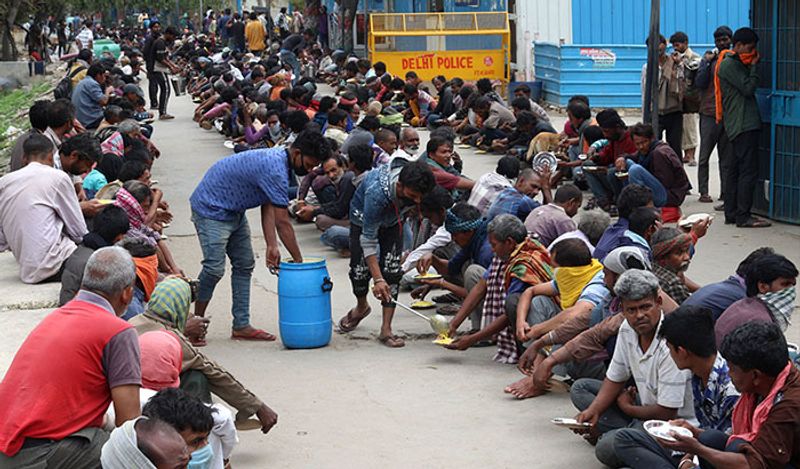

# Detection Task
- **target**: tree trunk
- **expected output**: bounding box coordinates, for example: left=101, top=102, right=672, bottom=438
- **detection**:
left=2, top=0, right=22, bottom=61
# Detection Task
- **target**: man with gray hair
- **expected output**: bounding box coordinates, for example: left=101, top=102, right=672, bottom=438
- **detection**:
left=548, top=209, right=612, bottom=255
left=392, top=127, right=421, bottom=161
left=0, top=247, right=142, bottom=467
left=570, top=269, right=694, bottom=468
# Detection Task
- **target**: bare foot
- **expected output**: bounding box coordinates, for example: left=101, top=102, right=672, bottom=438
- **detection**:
left=504, top=376, right=530, bottom=394
left=504, top=377, right=547, bottom=399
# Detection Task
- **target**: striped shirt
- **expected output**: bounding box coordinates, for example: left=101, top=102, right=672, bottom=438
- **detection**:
left=76, top=27, right=93, bottom=49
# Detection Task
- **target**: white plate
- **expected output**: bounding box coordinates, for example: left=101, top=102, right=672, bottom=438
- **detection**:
left=551, top=418, right=592, bottom=429
left=223, top=140, right=235, bottom=149
left=644, top=420, right=693, bottom=442
left=678, top=213, right=713, bottom=228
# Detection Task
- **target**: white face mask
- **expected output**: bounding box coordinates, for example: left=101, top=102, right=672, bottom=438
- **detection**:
left=268, top=123, right=282, bottom=139
left=405, top=145, right=419, bottom=155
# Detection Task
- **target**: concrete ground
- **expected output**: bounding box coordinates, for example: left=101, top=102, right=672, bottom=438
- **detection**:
left=1, top=89, right=799, bottom=468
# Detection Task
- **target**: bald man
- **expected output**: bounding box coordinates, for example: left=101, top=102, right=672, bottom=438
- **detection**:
left=137, top=418, right=191, bottom=469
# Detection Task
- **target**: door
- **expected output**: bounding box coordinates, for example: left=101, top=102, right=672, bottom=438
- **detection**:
left=753, top=0, right=800, bottom=223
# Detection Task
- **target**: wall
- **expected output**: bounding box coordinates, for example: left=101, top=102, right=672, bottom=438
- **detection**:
left=571, top=0, right=750, bottom=45
left=514, top=0, right=572, bottom=80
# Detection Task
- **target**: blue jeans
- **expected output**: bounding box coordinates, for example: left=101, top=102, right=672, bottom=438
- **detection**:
left=611, top=160, right=667, bottom=207
left=584, top=163, right=615, bottom=204
left=320, top=225, right=350, bottom=251
left=279, top=50, right=300, bottom=85
left=192, top=210, right=256, bottom=330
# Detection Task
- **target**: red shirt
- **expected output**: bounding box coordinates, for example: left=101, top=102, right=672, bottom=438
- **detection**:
left=597, top=130, right=637, bottom=166
left=0, top=298, right=139, bottom=456
left=431, top=167, right=461, bottom=191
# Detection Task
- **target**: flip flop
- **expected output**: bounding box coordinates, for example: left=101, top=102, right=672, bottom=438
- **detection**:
left=378, top=335, right=405, bottom=348
left=737, top=218, right=772, bottom=228
left=231, top=328, right=276, bottom=341
left=337, top=307, right=371, bottom=333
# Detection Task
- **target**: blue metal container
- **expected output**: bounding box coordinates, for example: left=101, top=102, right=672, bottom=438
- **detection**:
left=278, top=258, right=334, bottom=349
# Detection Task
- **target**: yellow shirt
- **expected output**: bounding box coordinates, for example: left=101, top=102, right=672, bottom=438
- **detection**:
left=245, top=20, right=266, bottom=52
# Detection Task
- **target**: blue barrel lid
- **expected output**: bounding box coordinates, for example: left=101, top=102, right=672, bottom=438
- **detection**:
left=280, top=256, right=326, bottom=270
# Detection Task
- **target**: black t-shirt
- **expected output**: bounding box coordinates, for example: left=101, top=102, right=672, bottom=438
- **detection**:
left=281, top=34, right=305, bottom=53
left=230, top=21, right=245, bottom=46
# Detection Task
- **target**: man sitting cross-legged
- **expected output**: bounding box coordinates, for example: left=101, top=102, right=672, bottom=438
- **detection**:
left=613, top=305, right=740, bottom=469
left=655, top=321, right=800, bottom=468
left=570, top=269, right=694, bottom=468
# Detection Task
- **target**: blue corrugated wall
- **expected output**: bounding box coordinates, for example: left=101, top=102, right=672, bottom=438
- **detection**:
left=571, top=0, right=750, bottom=45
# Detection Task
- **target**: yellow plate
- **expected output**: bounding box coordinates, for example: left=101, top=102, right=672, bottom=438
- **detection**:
left=97, top=199, right=115, bottom=204
left=413, top=273, right=443, bottom=281
left=433, top=335, right=454, bottom=346
left=410, top=300, right=435, bottom=309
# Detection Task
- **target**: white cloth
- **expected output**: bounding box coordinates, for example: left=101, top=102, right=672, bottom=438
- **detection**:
left=0, top=162, right=87, bottom=283
left=547, top=230, right=595, bottom=255
left=606, top=314, right=697, bottom=422
left=100, top=417, right=156, bottom=469
left=401, top=225, right=452, bottom=273
left=467, top=172, right=513, bottom=215
left=76, top=27, right=93, bottom=49
left=391, top=148, right=419, bottom=163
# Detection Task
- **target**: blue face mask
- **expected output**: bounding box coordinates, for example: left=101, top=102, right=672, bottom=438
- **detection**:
left=187, top=443, right=214, bottom=469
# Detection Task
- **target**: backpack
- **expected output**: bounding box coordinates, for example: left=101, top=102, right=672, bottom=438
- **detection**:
left=53, top=64, right=86, bottom=99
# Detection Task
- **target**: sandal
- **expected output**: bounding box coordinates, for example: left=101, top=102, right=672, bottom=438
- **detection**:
left=378, top=335, right=405, bottom=348
left=337, top=307, right=371, bottom=333
left=737, top=217, right=772, bottom=228
left=698, top=195, right=713, bottom=203
left=231, top=328, right=277, bottom=341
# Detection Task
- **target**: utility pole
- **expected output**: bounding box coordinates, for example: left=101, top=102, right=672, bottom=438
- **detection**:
left=643, top=0, right=660, bottom=129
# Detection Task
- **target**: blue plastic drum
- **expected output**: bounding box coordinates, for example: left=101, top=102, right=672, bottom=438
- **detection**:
left=277, top=257, right=333, bottom=349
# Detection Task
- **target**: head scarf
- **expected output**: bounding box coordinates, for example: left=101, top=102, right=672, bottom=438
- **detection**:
left=139, top=330, right=183, bottom=390
left=651, top=231, right=692, bottom=260
left=444, top=209, right=484, bottom=234
left=133, top=255, right=159, bottom=301
left=146, top=277, right=192, bottom=331
left=100, top=417, right=157, bottom=469
left=554, top=259, right=604, bottom=309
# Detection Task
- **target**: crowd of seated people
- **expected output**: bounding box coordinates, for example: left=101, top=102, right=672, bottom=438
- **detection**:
left=0, top=17, right=797, bottom=468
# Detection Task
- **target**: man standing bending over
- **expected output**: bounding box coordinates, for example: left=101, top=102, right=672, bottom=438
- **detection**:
left=190, top=130, right=331, bottom=341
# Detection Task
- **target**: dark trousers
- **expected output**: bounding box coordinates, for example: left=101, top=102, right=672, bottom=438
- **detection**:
left=724, top=130, right=760, bottom=224
left=698, top=114, right=731, bottom=197
left=657, top=111, right=684, bottom=159
left=349, top=223, right=403, bottom=306
left=148, top=71, right=171, bottom=115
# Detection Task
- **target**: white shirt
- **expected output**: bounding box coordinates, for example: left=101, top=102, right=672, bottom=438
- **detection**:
left=0, top=162, right=87, bottom=283
left=606, top=314, right=696, bottom=421
left=402, top=225, right=452, bottom=273
left=391, top=148, right=419, bottom=162
left=76, top=27, right=93, bottom=49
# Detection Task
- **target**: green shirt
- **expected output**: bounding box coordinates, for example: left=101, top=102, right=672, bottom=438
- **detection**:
left=717, top=54, right=761, bottom=140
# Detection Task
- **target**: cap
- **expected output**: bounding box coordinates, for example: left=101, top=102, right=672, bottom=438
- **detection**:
left=602, top=246, right=651, bottom=274
left=122, top=84, right=144, bottom=98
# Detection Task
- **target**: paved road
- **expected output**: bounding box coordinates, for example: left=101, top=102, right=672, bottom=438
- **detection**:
left=1, top=89, right=799, bottom=468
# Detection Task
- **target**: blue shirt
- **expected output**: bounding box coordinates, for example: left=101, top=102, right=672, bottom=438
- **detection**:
left=485, top=187, right=540, bottom=222
left=691, top=353, right=740, bottom=432
left=594, top=218, right=631, bottom=262
left=72, top=77, right=105, bottom=127
left=190, top=147, right=290, bottom=221
left=448, top=226, right=493, bottom=276
left=684, top=275, right=747, bottom=320
left=349, top=163, right=408, bottom=258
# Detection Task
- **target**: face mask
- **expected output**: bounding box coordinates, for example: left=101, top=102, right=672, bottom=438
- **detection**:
left=187, top=443, right=214, bottom=469
left=268, top=122, right=282, bottom=139
left=759, top=286, right=797, bottom=331
left=405, top=145, right=419, bottom=155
